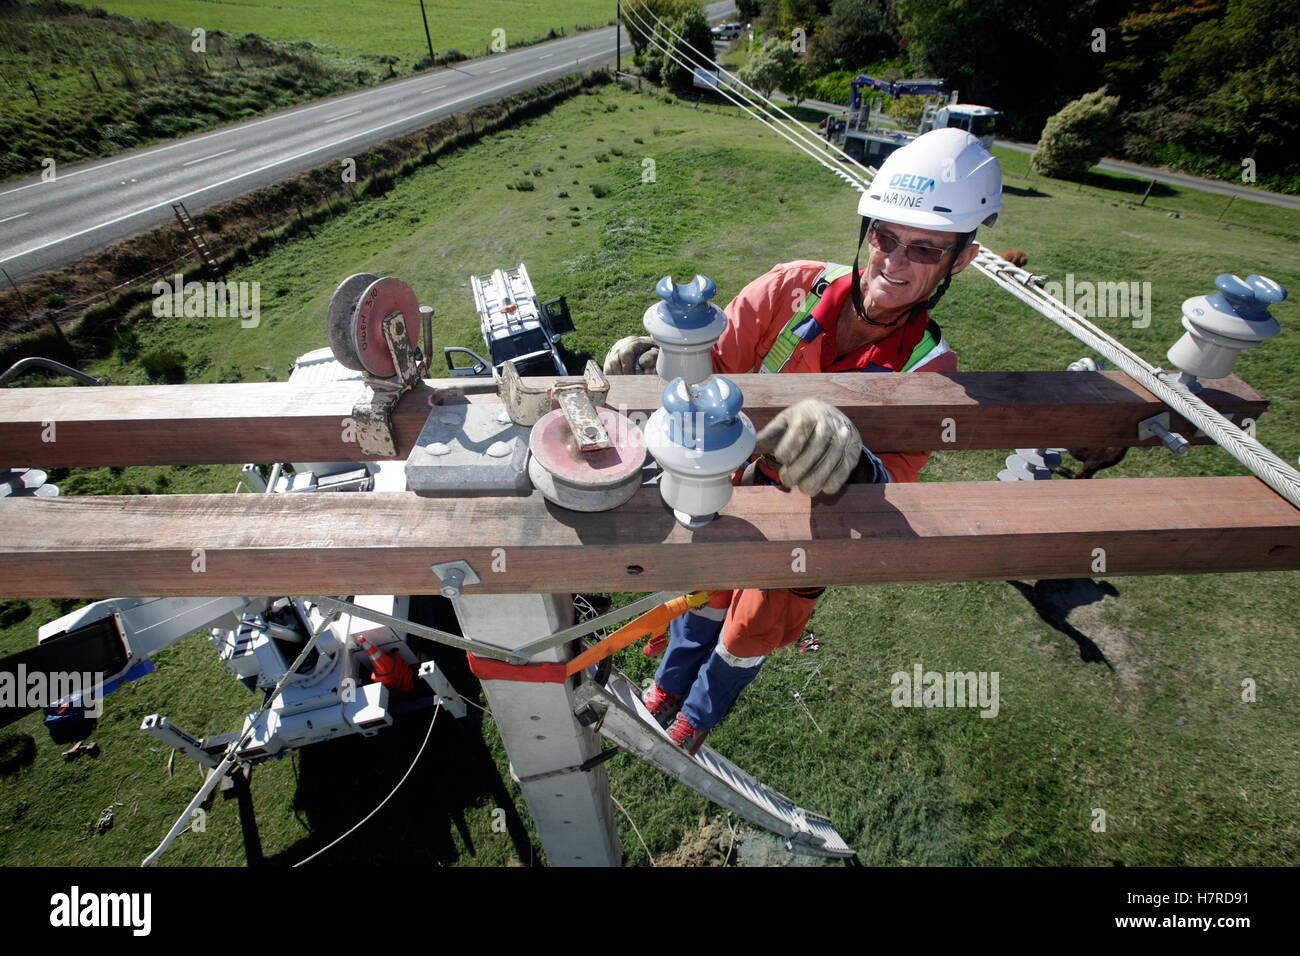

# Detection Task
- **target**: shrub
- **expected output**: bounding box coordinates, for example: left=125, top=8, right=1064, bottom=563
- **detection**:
left=590, top=183, right=608, bottom=198
left=102, top=121, right=141, bottom=146
left=140, top=347, right=188, bottom=383
left=1031, top=88, right=1123, bottom=180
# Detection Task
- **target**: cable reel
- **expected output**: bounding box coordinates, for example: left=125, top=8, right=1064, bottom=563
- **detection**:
left=325, top=274, right=430, bottom=458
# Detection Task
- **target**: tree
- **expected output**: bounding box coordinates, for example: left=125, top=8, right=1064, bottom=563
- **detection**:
left=808, top=0, right=895, bottom=74
left=784, top=58, right=810, bottom=105
left=760, top=0, right=831, bottom=35
left=738, top=36, right=799, bottom=98
left=644, top=6, right=717, bottom=95
left=1158, top=0, right=1300, bottom=180
left=1100, top=0, right=1227, bottom=104
left=1031, top=88, right=1123, bottom=179
left=620, top=0, right=699, bottom=58
left=894, top=0, right=1127, bottom=140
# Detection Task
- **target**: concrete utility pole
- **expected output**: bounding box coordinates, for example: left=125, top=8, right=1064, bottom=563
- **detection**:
left=453, top=592, right=620, bottom=865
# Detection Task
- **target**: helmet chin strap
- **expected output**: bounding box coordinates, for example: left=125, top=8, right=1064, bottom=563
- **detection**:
left=849, top=218, right=974, bottom=327
left=849, top=218, right=900, bottom=327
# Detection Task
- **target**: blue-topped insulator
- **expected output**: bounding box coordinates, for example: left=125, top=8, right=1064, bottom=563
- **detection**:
left=645, top=376, right=756, bottom=528
left=1170, top=273, right=1286, bottom=381
left=660, top=374, right=748, bottom=453
left=642, top=274, right=728, bottom=385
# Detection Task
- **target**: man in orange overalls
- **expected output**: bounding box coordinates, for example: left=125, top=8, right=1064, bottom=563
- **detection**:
left=604, top=129, right=1003, bottom=753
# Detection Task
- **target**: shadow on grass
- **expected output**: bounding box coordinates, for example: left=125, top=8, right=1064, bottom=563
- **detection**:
left=1073, top=170, right=1178, bottom=200
left=783, top=104, right=835, bottom=124
left=1005, top=578, right=1119, bottom=666
left=558, top=340, right=594, bottom=375
left=1003, top=183, right=1050, bottom=198
left=259, top=595, right=538, bottom=867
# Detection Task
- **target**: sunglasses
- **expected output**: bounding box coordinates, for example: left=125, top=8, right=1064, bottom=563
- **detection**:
left=868, top=224, right=957, bottom=265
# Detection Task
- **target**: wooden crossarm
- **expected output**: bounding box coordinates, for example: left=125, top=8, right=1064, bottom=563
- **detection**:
left=1, top=478, right=1295, bottom=599
left=0, top=371, right=1267, bottom=467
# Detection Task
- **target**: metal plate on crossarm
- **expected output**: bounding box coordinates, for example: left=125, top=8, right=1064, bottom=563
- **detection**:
left=406, top=403, right=532, bottom=494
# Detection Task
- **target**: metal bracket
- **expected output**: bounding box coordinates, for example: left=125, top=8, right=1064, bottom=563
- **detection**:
left=1138, top=412, right=1190, bottom=455
left=499, top=359, right=612, bottom=449
left=353, top=309, right=429, bottom=458
left=430, top=560, right=480, bottom=598
left=510, top=590, right=682, bottom=659
left=352, top=390, right=403, bottom=459
left=307, top=591, right=684, bottom=669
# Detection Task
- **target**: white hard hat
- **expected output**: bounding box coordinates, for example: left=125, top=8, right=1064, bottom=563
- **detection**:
left=857, top=128, right=1002, bottom=233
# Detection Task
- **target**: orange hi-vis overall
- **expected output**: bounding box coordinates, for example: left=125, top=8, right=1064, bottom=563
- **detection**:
left=654, top=261, right=958, bottom=733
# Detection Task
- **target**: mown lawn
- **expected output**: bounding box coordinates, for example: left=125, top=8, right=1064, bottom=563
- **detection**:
left=87, top=0, right=614, bottom=67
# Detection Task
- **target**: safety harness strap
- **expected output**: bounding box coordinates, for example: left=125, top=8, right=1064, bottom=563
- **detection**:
left=756, top=264, right=853, bottom=373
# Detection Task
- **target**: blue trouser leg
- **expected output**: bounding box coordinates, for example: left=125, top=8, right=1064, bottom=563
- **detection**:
left=679, top=647, right=766, bottom=733
left=654, top=607, right=725, bottom=698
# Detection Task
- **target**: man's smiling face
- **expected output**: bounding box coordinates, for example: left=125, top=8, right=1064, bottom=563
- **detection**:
left=861, top=222, right=978, bottom=320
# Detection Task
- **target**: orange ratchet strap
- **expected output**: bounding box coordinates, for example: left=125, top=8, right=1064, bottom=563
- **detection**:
left=465, top=592, right=709, bottom=683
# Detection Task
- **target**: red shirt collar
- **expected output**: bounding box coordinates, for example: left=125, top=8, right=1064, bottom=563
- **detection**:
left=813, top=270, right=929, bottom=372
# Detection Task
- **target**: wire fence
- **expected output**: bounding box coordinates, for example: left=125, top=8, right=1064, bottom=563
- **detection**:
left=1, top=250, right=201, bottom=338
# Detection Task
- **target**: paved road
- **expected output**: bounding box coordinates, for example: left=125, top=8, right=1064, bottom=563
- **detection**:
left=0, top=2, right=737, bottom=282
left=995, top=137, right=1300, bottom=211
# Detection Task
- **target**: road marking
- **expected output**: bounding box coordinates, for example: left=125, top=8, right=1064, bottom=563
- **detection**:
left=489, top=67, right=507, bottom=74
left=323, top=110, right=362, bottom=124
left=0, top=70, right=594, bottom=266
left=0, top=212, right=29, bottom=225
left=0, top=31, right=615, bottom=201
left=425, top=84, right=447, bottom=93
left=0, top=86, right=394, bottom=200
left=181, top=148, right=237, bottom=167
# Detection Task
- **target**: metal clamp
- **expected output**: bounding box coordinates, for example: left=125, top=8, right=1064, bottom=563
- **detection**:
left=499, top=359, right=612, bottom=450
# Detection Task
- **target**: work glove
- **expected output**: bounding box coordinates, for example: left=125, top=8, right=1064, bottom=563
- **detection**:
left=603, top=335, right=659, bottom=375
left=755, top=399, right=863, bottom=497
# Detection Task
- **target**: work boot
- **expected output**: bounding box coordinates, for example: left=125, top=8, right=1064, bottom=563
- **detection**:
left=642, top=682, right=682, bottom=729
left=667, top=712, right=709, bottom=756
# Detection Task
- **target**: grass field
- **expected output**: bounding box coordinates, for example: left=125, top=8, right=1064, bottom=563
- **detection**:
left=0, top=0, right=613, bottom=180
left=87, top=0, right=614, bottom=67
left=1, top=81, right=1297, bottom=867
